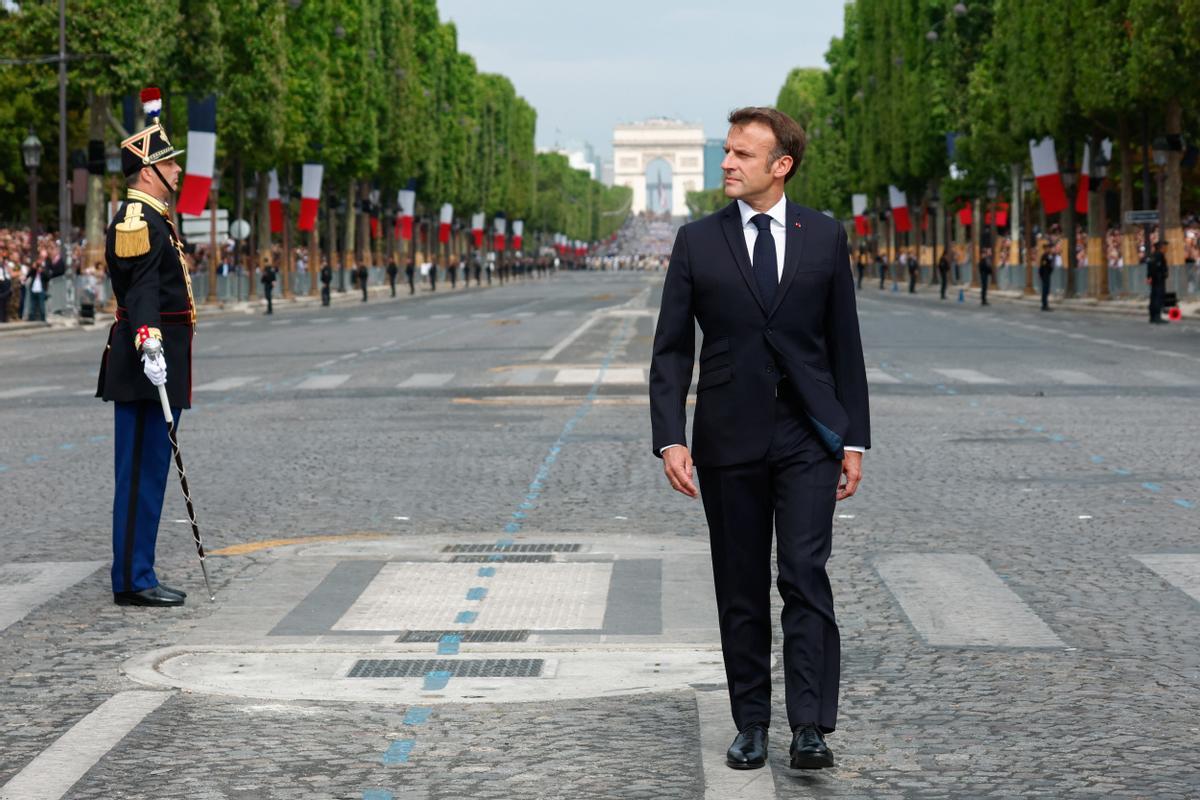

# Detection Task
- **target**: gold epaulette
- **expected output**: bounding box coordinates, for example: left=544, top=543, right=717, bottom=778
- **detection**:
left=115, top=202, right=151, bottom=258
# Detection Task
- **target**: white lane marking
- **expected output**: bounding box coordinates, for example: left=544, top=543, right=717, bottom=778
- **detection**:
left=0, top=691, right=171, bottom=800
left=554, top=310, right=572, bottom=316
left=540, top=316, right=599, bottom=362
left=430, top=314, right=453, bottom=319
left=381, top=340, right=397, bottom=348
left=295, top=374, right=350, bottom=390
left=471, top=313, right=493, bottom=319
left=514, top=311, right=535, bottom=318
left=362, top=346, right=380, bottom=354
left=1134, top=555, right=1200, bottom=604
left=866, top=368, right=901, bottom=384
left=500, top=368, right=542, bottom=386
left=0, top=562, right=105, bottom=633
left=1142, top=370, right=1198, bottom=386
left=0, top=385, right=63, bottom=400
left=313, top=359, right=337, bottom=369
left=1036, top=369, right=1102, bottom=386
left=554, top=367, right=645, bottom=385
left=310, top=318, right=334, bottom=324
left=397, top=372, right=454, bottom=388
left=269, top=319, right=293, bottom=326
left=230, top=321, right=252, bottom=327
left=389, top=315, right=408, bottom=321
left=695, top=691, right=777, bottom=799
left=875, top=554, right=1065, bottom=647
left=932, top=368, right=1008, bottom=385
left=193, top=376, right=258, bottom=392
left=337, top=353, right=357, bottom=361
left=72, top=389, right=95, bottom=396
left=349, top=316, right=369, bottom=323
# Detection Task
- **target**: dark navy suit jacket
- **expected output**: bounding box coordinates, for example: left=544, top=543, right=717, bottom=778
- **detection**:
left=649, top=199, right=870, bottom=467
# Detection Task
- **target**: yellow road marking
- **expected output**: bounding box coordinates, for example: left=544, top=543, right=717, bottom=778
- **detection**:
left=209, top=532, right=390, bottom=556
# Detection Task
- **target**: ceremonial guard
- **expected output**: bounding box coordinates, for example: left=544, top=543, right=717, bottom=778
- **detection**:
left=1147, top=240, right=1169, bottom=324
left=95, top=87, right=194, bottom=607
left=357, top=262, right=369, bottom=301
left=978, top=248, right=993, bottom=306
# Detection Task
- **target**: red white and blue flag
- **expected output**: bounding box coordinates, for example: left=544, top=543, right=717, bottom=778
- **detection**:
left=397, top=187, right=415, bottom=241
left=268, top=170, right=283, bottom=234
left=439, top=203, right=453, bottom=244
left=493, top=214, right=506, bottom=252
left=852, top=194, right=869, bottom=236
left=512, top=220, right=524, bottom=251
left=471, top=212, right=485, bottom=248
left=298, top=163, right=323, bottom=232
left=888, top=185, right=912, bottom=233
left=1029, top=137, right=1068, bottom=215
left=177, top=95, right=217, bottom=216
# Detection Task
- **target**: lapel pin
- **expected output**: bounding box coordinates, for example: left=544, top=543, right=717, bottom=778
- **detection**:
left=794, top=222, right=802, bottom=229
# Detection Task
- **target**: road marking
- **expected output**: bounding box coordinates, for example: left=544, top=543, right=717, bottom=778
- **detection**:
left=866, top=368, right=902, bottom=384
left=230, top=320, right=253, bottom=327
left=193, top=376, right=258, bottom=392
left=1037, top=369, right=1102, bottom=385
left=295, top=374, right=350, bottom=390
left=430, top=313, right=453, bottom=319
left=540, top=316, right=599, bottom=361
left=514, top=311, right=535, bottom=318
left=0, top=561, right=105, bottom=633
left=1142, top=370, right=1197, bottom=386
left=0, top=385, right=63, bottom=400
left=554, top=367, right=645, bottom=385
left=208, top=532, right=388, bottom=556
left=397, top=373, right=454, bottom=388
left=498, top=368, right=542, bottom=386
left=695, top=690, right=777, bottom=799
left=310, top=318, right=334, bottom=324
left=1135, top=555, right=1200, bottom=604
left=0, top=691, right=171, bottom=800
left=875, top=554, right=1064, bottom=647
left=389, top=315, right=408, bottom=321
left=471, top=313, right=493, bottom=319
left=349, top=316, right=369, bottom=323
left=269, top=319, right=293, bottom=326
left=932, top=368, right=1008, bottom=385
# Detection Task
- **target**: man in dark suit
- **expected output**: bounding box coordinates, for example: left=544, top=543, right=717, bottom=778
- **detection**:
left=978, top=248, right=993, bottom=306
left=1038, top=240, right=1055, bottom=311
left=937, top=249, right=951, bottom=299
left=650, top=107, right=869, bottom=772
left=320, top=261, right=332, bottom=306
left=260, top=262, right=277, bottom=314
left=1147, top=240, right=1169, bottom=324
left=357, top=263, right=369, bottom=301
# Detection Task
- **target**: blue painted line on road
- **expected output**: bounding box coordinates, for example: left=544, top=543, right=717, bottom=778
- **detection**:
left=1174, top=499, right=1195, bottom=509
left=466, top=587, right=488, bottom=601
left=1050, top=434, right=1065, bottom=442
left=454, top=611, right=478, bottom=624
left=1114, top=468, right=1132, bottom=476
left=362, top=790, right=394, bottom=800
left=1142, top=482, right=1163, bottom=493
left=0, top=465, right=7, bottom=473
left=518, top=502, right=534, bottom=510
left=437, top=635, right=461, bottom=655
left=503, top=522, right=521, bottom=533
left=423, top=671, right=452, bottom=691
left=946, top=388, right=957, bottom=395
left=25, top=454, right=44, bottom=464
left=88, top=435, right=108, bottom=443
left=59, top=442, right=75, bottom=450
left=495, top=538, right=513, bottom=548
left=477, top=567, right=496, bottom=577
left=1091, top=456, right=1105, bottom=464
left=969, top=400, right=979, bottom=407
left=1033, top=426, right=1045, bottom=433
left=1015, top=418, right=1026, bottom=425
left=511, top=512, right=526, bottom=519
left=487, top=553, right=504, bottom=562
left=381, top=739, right=416, bottom=763
left=404, top=707, right=433, bottom=725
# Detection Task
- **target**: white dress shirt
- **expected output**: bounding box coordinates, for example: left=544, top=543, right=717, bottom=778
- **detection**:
left=660, top=194, right=864, bottom=456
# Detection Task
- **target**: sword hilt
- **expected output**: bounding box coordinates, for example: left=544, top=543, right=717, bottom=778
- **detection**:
left=141, top=339, right=173, bottom=425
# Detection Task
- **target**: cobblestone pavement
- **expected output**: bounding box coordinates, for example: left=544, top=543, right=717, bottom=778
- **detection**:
left=1, top=271, right=1198, bottom=799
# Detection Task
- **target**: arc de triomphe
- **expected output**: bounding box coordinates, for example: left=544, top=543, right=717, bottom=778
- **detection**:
left=612, top=119, right=705, bottom=217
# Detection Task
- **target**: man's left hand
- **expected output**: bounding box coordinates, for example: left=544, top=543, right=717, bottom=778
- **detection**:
left=836, top=451, right=862, bottom=502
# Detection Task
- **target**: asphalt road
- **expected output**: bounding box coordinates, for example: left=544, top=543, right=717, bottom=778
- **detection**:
left=1, top=271, right=1198, bottom=799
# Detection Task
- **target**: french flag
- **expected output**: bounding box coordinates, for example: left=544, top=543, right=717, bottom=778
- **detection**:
left=1075, top=143, right=1091, bottom=215
left=888, top=185, right=912, bottom=233
left=397, top=187, right=415, bottom=241
left=268, top=170, right=283, bottom=234
left=1029, top=137, right=1068, bottom=215
left=177, top=95, right=217, bottom=216
left=852, top=194, right=869, bottom=236
left=439, top=203, right=453, bottom=244
left=512, top=220, right=524, bottom=251
left=958, top=200, right=973, bottom=227
left=471, top=212, right=485, bottom=248
left=493, top=213, right=506, bottom=252
left=298, top=163, right=323, bottom=232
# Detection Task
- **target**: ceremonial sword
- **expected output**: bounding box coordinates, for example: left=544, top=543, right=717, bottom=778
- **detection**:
left=143, top=339, right=216, bottom=601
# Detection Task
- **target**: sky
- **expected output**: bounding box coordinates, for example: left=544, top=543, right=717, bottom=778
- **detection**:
left=437, top=0, right=846, bottom=162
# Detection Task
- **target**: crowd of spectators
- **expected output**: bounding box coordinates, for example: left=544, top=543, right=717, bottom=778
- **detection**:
left=589, top=212, right=679, bottom=271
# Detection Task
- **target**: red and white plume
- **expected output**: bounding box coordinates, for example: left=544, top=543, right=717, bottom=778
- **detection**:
left=298, top=163, right=323, bottom=232
left=888, top=186, right=912, bottom=233
left=141, top=87, right=162, bottom=121
left=268, top=170, right=283, bottom=234
left=1029, top=137, right=1068, bottom=216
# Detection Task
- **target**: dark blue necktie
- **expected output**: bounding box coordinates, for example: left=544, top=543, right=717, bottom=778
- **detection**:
left=751, top=213, right=777, bottom=308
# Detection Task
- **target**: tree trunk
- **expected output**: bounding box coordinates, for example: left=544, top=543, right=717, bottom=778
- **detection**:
left=327, top=187, right=340, bottom=291
left=1163, top=97, right=1182, bottom=231
left=1118, top=115, right=1135, bottom=234
left=83, top=92, right=108, bottom=272
left=1086, top=132, right=1108, bottom=300
left=343, top=178, right=356, bottom=272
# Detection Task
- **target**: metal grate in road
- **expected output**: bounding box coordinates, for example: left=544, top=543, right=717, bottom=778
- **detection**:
left=448, top=554, right=552, bottom=563
left=346, top=658, right=544, bottom=678
left=397, top=630, right=530, bottom=643
left=441, top=543, right=581, bottom=554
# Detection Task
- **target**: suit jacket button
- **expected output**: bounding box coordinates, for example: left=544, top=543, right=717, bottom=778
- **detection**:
left=766, top=365, right=774, bottom=373
left=765, top=328, right=773, bottom=335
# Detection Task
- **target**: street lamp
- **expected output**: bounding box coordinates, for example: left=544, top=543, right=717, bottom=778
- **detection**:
left=105, top=143, right=121, bottom=225
left=22, top=128, right=43, bottom=272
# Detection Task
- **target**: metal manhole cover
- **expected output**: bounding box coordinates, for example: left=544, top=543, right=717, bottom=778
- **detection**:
left=397, top=630, right=530, bottom=643
left=442, top=543, right=581, bottom=553
left=346, top=658, right=544, bottom=678
left=448, top=554, right=552, bottom=563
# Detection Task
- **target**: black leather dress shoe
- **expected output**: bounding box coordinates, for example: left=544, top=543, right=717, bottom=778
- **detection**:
left=790, top=723, right=834, bottom=769
left=114, top=586, right=185, bottom=607
left=726, top=723, right=768, bottom=770
left=158, top=583, right=187, bottom=599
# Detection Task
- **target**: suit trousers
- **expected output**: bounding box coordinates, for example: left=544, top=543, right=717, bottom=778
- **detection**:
left=112, top=400, right=181, bottom=593
left=698, top=389, right=843, bottom=734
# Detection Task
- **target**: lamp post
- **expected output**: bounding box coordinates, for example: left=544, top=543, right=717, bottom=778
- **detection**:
left=1091, top=148, right=1110, bottom=300
left=1021, top=175, right=1035, bottom=295
left=986, top=177, right=999, bottom=279
left=105, top=144, right=121, bottom=225
left=22, top=129, right=43, bottom=273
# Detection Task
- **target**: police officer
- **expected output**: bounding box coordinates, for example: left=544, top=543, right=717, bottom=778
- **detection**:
left=260, top=261, right=277, bottom=314
left=405, top=257, right=416, bottom=295
left=386, top=259, right=398, bottom=297
left=856, top=247, right=868, bottom=289
left=1148, top=240, right=1169, bottom=324
left=875, top=252, right=888, bottom=290
left=357, top=262, right=369, bottom=301
left=978, top=247, right=993, bottom=306
left=320, top=260, right=332, bottom=306
left=906, top=250, right=919, bottom=294
left=1038, top=240, right=1055, bottom=311
left=937, top=249, right=950, bottom=300
left=95, top=87, right=193, bottom=607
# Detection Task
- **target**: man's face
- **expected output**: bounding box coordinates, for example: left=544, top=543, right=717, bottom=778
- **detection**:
left=721, top=122, right=791, bottom=201
left=141, top=158, right=182, bottom=193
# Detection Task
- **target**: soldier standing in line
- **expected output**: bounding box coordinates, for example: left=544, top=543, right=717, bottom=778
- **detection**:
left=260, top=260, right=277, bottom=314
left=1147, top=239, right=1169, bottom=324
left=95, top=87, right=193, bottom=607
left=906, top=250, right=919, bottom=294
left=357, top=262, right=369, bottom=302
left=855, top=247, right=868, bottom=289
left=1038, top=240, right=1055, bottom=312
left=386, top=259, right=398, bottom=297
left=978, top=247, right=993, bottom=306
left=875, top=251, right=888, bottom=290
left=320, top=260, right=332, bottom=306
left=405, top=257, right=416, bottom=295
left=937, top=249, right=950, bottom=299
left=448, top=258, right=457, bottom=290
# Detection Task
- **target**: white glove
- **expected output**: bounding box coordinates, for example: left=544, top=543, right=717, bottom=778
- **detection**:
left=141, top=348, right=168, bottom=387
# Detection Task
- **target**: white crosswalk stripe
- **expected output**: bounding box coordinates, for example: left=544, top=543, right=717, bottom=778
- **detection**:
left=193, top=376, right=259, bottom=392
left=1036, top=369, right=1102, bottom=385
left=295, top=374, right=350, bottom=390
left=1134, top=555, right=1200, bottom=604
left=1142, top=369, right=1198, bottom=386
left=554, top=368, right=645, bottom=385
left=397, top=372, right=455, bottom=388
left=0, top=385, right=63, bottom=400
left=932, top=368, right=1008, bottom=384
left=498, top=368, right=544, bottom=386
left=0, top=561, right=105, bottom=633
left=866, top=368, right=902, bottom=384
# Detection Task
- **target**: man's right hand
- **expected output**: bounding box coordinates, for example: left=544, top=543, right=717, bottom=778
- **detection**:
left=662, top=446, right=698, bottom=499
left=141, top=347, right=168, bottom=387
